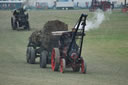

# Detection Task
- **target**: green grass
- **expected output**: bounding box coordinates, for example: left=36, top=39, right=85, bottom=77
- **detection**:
left=0, top=9, right=128, bottom=85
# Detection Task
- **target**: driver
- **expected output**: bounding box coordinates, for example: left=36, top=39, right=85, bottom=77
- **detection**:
left=13, top=7, right=26, bottom=20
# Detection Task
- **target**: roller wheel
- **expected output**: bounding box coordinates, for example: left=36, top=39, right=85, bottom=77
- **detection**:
left=81, top=59, right=87, bottom=74
left=29, top=47, right=36, bottom=64
left=51, top=48, right=60, bottom=71
left=40, top=50, right=48, bottom=68
left=60, top=58, right=66, bottom=73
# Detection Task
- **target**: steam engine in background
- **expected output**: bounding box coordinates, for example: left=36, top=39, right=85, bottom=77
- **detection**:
left=36, top=2, right=48, bottom=9
left=122, top=0, right=128, bottom=13
left=89, top=0, right=113, bottom=11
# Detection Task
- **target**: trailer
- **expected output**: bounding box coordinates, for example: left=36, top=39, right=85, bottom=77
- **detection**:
left=26, top=20, right=68, bottom=68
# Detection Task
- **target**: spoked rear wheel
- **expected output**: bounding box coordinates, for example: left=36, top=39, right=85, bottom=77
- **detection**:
left=60, top=58, right=66, bottom=73
left=51, top=48, right=60, bottom=71
left=81, top=59, right=87, bottom=74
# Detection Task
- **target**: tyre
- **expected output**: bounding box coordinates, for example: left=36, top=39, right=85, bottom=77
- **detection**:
left=26, top=47, right=31, bottom=63
left=51, top=48, right=60, bottom=71
left=11, top=17, right=16, bottom=30
left=16, top=21, right=20, bottom=31
left=29, top=47, right=36, bottom=64
left=26, top=13, right=29, bottom=19
left=26, top=21, right=30, bottom=30
left=81, top=59, right=87, bottom=74
left=60, top=58, right=66, bottom=73
left=40, top=50, right=48, bottom=68
left=11, top=17, right=14, bottom=30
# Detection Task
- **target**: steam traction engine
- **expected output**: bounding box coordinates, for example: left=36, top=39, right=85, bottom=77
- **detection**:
left=11, top=8, right=30, bottom=30
left=89, top=0, right=112, bottom=11
left=51, top=14, right=88, bottom=73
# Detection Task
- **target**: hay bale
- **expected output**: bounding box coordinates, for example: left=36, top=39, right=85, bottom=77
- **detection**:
left=29, top=20, right=68, bottom=51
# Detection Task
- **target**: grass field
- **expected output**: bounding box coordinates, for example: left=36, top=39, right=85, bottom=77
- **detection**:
left=0, top=9, right=128, bottom=85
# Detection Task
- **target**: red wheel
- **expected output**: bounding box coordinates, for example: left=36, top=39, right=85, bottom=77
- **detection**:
left=81, top=59, right=87, bottom=74
left=60, top=58, right=66, bottom=73
left=51, top=48, right=60, bottom=71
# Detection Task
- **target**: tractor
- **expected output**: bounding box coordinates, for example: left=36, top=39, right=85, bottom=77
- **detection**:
left=51, top=14, right=88, bottom=73
left=89, top=0, right=112, bottom=12
left=26, top=14, right=87, bottom=74
left=11, top=7, right=30, bottom=31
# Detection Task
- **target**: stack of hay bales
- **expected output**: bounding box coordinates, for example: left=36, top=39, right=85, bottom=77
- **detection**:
left=29, top=20, right=68, bottom=51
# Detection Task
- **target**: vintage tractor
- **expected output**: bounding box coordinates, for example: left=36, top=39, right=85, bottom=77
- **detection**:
left=89, top=0, right=112, bottom=12
left=11, top=8, right=30, bottom=30
left=51, top=14, right=88, bottom=73
left=26, top=14, right=87, bottom=74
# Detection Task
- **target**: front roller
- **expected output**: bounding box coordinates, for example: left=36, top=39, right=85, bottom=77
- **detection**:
left=51, top=48, right=60, bottom=71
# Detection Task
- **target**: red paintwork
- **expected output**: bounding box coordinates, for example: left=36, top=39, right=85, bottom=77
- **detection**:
left=51, top=48, right=55, bottom=71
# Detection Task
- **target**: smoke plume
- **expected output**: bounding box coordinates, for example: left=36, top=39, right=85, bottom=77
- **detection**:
left=85, top=9, right=112, bottom=31
left=75, top=9, right=112, bottom=31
